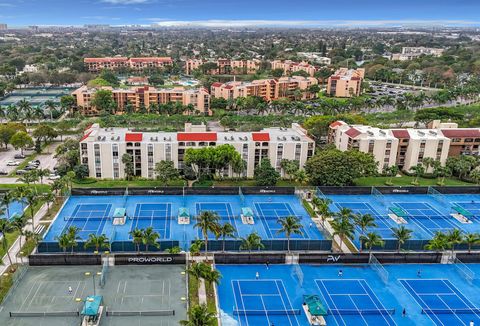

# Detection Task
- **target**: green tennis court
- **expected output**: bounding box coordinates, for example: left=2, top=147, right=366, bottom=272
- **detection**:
left=0, top=265, right=187, bottom=326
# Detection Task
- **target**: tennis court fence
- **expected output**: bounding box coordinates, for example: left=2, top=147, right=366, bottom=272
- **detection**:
left=369, top=253, right=389, bottom=284
left=453, top=257, right=476, bottom=283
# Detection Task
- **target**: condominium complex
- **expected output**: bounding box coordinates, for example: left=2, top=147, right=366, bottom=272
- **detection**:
left=271, top=60, right=317, bottom=77
left=184, top=58, right=261, bottom=75
left=391, top=47, right=444, bottom=61
left=211, top=76, right=318, bottom=102
left=326, top=68, right=365, bottom=97
left=329, top=120, right=480, bottom=172
left=72, top=86, right=211, bottom=116
left=84, top=57, right=173, bottom=72
left=80, top=123, right=315, bottom=179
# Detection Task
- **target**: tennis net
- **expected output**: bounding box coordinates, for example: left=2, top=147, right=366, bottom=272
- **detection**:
left=10, top=311, right=79, bottom=317
left=239, top=187, right=245, bottom=204
left=106, top=309, right=175, bottom=316
left=99, top=258, right=108, bottom=288
left=371, top=187, right=387, bottom=207
left=369, top=253, right=389, bottom=284
left=454, top=257, right=475, bottom=284
left=64, top=216, right=109, bottom=222
left=233, top=309, right=301, bottom=316
left=427, top=187, right=450, bottom=207
left=328, top=308, right=395, bottom=315
left=422, top=308, right=480, bottom=314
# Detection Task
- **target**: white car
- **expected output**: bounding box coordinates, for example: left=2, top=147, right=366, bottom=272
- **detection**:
left=47, top=174, right=61, bottom=180
left=6, top=161, right=19, bottom=166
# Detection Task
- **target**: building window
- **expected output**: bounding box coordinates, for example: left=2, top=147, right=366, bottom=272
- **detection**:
left=295, top=144, right=301, bottom=161
left=94, top=144, right=101, bottom=178
left=147, top=144, right=154, bottom=178
left=276, top=143, right=283, bottom=171
left=166, top=144, right=172, bottom=161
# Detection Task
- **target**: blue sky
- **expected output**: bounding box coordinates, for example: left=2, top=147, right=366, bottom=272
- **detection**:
left=0, top=0, right=479, bottom=27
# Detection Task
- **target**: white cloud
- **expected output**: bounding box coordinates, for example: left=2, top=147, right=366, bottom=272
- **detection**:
left=101, top=0, right=150, bottom=4
left=149, top=19, right=480, bottom=28
left=0, top=3, right=15, bottom=7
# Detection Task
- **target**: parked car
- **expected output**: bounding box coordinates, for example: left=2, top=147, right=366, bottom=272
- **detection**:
left=47, top=174, right=61, bottom=180
left=16, top=169, right=27, bottom=175
left=14, top=154, right=25, bottom=159
left=29, top=160, right=40, bottom=165
left=6, top=161, right=19, bottom=166
left=25, top=165, right=37, bottom=171
left=0, top=170, right=7, bottom=175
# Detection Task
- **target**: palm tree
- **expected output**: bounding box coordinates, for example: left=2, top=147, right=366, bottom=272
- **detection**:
left=330, top=216, right=355, bottom=251
left=424, top=232, right=449, bottom=252
left=142, top=227, right=160, bottom=252
left=354, top=213, right=377, bottom=252
left=447, top=229, right=464, bottom=255
left=216, top=223, right=236, bottom=252
left=316, top=199, right=333, bottom=228
left=360, top=232, right=384, bottom=253
left=187, top=262, right=210, bottom=281
left=180, top=304, right=216, bottom=326
left=24, top=189, right=39, bottom=232
left=392, top=226, right=413, bottom=252
left=203, top=268, right=222, bottom=296
left=65, top=226, right=80, bottom=253
left=336, top=207, right=353, bottom=222
left=277, top=216, right=303, bottom=253
left=194, top=211, right=220, bottom=258
left=10, top=215, right=27, bottom=251
left=84, top=234, right=109, bottom=252
left=239, top=232, right=264, bottom=253
left=1, top=191, right=15, bottom=220
left=464, top=233, right=480, bottom=254
left=56, top=233, right=71, bottom=253
left=43, top=191, right=55, bottom=214
left=37, top=169, right=51, bottom=185
left=129, top=228, right=143, bottom=252
left=0, top=217, right=14, bottom=266
left=410, top=164, right=425, bottom=185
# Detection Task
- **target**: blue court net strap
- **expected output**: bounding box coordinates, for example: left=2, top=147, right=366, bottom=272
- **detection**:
left=233, top=309, right=301, bottom=316
left=328, top=308, right=395, bottom=316
left=422, top=308, right=480, bottom=314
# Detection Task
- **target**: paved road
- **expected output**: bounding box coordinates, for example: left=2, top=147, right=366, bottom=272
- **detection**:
left=0, top=147, right=36, bottom=174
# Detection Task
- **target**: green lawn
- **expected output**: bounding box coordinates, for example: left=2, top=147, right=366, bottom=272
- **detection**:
left=73, top=179, right=186, bottom=188
left=0, top=184, right=51, bottom=192
left=211, top=179, right=303, bottom=187
left=354, top=176, right=471, bottom=187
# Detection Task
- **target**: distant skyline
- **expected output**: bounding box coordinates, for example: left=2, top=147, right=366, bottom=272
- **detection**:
left=0, top=0, right=479, bottom=27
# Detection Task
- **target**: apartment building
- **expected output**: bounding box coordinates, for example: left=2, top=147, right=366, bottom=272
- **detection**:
left=328, top=121, right=473, bottom=173
left=72, top=86, right=211, bottom=116
left=80, top=123, right=315, bottom=179
left=184, top=58, right=261, bottom=75
left=271, top=60, right=317, bottom=77
left=84, top=57, right=173, bottom=72
left=211, top=76, right=318, bottom=102
left=391, top=47, right=444, bottom=61
left=326, top=68, right=365, bottom=98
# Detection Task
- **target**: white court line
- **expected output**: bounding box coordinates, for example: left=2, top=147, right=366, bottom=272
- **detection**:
left=231, top=280, right=249, bottom=326
left=358, top=279, right=397, bottom=325
left=274, top=279, right=300, bottom=326
left=315, top=279, right=346, bottom=326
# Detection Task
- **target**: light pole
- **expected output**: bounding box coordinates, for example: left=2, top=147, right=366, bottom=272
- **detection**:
left=85, top=271, right=102, bottom=296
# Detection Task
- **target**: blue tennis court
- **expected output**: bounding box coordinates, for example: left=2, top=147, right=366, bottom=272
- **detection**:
left=316, top=279, right=396, bottom=326
left=232, top=279, right=301, bottom=326
left=254, top=202, right=308, bottom=239
left=394, top=202, right=458, bottom=236
left=131, top=203, right=171, bottom=239
left=196, top=202, right=237, bottom=238
left=63, top=203, right=111, bottom=239
left=335, top=202, right=396, bottom=239
left=400, top=279, right=480, bottom=326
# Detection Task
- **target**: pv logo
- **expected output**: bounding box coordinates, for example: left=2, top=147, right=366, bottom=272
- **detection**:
left=326, top=255, right=340, bottom=262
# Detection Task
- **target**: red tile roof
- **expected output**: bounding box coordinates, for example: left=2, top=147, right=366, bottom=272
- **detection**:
left=80, top=131, right=92, bottom=142
left=252, top=133, right=270, bottom=142
left=441, top=129, right=480, bottom=138
left=129, top=57, right=172, bottom=63
left=345, top=128, right=362, bottom=138
left=392, top=130, right=410, bottom=139
left=211, top=82, right=223, bottom=87
left=125, top=133, right=143, bottom=142
left=177, top=133, right=217, bottom=142
left=84, top=57, right=128, bottom=63
left=329, top=121, right=344, bottom=128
